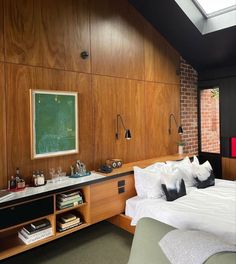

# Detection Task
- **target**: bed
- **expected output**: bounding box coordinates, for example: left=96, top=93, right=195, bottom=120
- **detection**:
left=125, top=179, right=236, bottom=245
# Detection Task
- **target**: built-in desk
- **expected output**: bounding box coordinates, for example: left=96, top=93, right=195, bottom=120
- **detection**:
left=0, top=153, right=189, bottom=260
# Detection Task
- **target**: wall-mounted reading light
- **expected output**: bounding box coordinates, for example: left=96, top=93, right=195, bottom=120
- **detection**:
left=169, top=113, right=183, bottom=135
left=116, top=114, right=131, bottom=140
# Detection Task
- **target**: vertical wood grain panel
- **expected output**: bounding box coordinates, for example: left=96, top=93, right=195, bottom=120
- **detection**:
left=144, top=22, right=180, bottom=84
left=0, top=63, right=7, bottom=188
left=222, top=157, right=236, bottom=180
left=92, top=75, right=117, bottom=168
left=91, top=0, right=145, bottom=80
left=4, top=0, right=42, bottom=65
left=4, top=0, right=91, bottom=72
left=93, top=75, right=146, bottom=168
left=116, top=78, right=146, bottom=162
left=145, top=82, right=180, bottom=158
left=6, top=64, right=93, bottom=182
left=64, top=0, right=90, bottom=72
left=0, top=0, right=4, bottom=61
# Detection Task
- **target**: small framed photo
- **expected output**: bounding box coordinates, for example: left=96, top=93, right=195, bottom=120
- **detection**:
left=30, top=90, right=78, bottom=159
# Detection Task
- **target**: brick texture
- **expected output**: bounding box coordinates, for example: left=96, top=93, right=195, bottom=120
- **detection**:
left=200, top=89, right=220, bottom=153
left=180, top=58, right=198, bottom=155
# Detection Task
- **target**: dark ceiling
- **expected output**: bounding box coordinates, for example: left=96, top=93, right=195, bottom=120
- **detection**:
left=129, top=0, right=236, bottom=74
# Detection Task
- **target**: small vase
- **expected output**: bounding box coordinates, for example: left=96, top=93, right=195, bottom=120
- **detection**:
left=178, top=145, right=184, bottom=155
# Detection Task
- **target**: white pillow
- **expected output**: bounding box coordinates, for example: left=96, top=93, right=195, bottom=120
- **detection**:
left=192, top=160, right=213, bottom=181
left=167, top=157, right=195, bottom=187
left=192, top=155, right=200, bottom=165
left=133, top=166, right=164, bottom=199
left=160, top=164, right=181, bottom=190
left=145, top=162, right=166, bottom=172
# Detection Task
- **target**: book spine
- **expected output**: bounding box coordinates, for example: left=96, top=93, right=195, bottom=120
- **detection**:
left=57, top=219, right=80, bottom=229
left=57, top=222, right=82, bottom=232
left=18, top=229, right=53, bottom=244
left=61, top=216, right=77, bottom=223
left=57, top=197, right=83, bottom=206
left=31, top=222, right=50, bottom=230
left=57, top=200, right=83, bottom=210
left=58, top=194, right=81, bottom=202
left=60, top=192, right=80, bottom=198
left=20, top=227, right=53, bottom=239
left=23, top=224, right=52, bottom=235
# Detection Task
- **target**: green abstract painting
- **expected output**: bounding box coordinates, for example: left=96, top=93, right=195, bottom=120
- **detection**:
left=31, top=90, right=78, bottom=159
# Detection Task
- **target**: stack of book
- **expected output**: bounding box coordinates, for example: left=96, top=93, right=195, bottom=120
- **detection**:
left=57, top=190, right=83, bottom=210
left=57, top=213, right=82, bottom=232
left=18, top=218, right=52, bottom=245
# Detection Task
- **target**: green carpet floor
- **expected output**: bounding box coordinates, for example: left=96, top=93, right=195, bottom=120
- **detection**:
left=1, top=221, right=133, bottom=264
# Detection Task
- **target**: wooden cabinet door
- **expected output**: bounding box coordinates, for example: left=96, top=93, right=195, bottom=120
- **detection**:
left=0, top=0, right=3, bottom=61
left=222, top=158, right=236, bottom=180
left=4, top=0, right=91, bottom=73
left=90, top=175, right=136, bottom=224
left=90, top=0, right=145, bottom=79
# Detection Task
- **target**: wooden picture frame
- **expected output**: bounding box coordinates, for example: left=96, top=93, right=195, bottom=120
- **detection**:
left=30, top=90, right=78, bottom=159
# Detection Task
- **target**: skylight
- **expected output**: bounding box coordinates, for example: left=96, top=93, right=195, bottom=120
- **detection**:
left=193, top=0, right=236, bottom=17
left=175, top=0, right=236, bottom=34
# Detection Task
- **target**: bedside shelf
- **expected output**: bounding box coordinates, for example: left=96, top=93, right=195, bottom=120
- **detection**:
left=55, top=223, right=89, bottom=238
left=0, top=233, right=55, bottom=260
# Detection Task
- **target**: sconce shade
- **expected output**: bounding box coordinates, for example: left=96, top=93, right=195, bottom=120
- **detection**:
left=125, top=129, right=131, bottom=140
left=169, top=113, right=183, bottom=135
left=178, top=126, right=183, bottom=135
left=116, top=114, right=132, bottom=140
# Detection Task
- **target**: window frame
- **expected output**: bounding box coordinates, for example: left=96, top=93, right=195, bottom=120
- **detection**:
left=198, top=86, right=221, bottom=155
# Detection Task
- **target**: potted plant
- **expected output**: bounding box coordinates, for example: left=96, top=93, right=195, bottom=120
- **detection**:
left=177, top=141, right=185, bottom=155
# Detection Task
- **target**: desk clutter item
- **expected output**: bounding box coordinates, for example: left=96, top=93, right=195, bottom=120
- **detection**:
left=70, top=160, right=91, bottom=178
left=8, top=168, right=26, bottom=191
left=57, top=190, right=83, bottom=210
left=98, top=164, right=113, bottom=174
left=49, top=167, right=67, bottom=182
left=57, top=212, right=82, bottom=232
left=106, top=159, right=123, bottom=168
left=31, top=170, right=46, bottom=187
left=18, top=218, right=52, bottom=245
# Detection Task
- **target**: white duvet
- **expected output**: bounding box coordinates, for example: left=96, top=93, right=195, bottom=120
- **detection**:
left=126, top=179, right=236, bottom=245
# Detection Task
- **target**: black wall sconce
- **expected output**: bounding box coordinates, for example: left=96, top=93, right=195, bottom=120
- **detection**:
left=169, top=113, right=183, bottom=135
left=116, top=114, right=131, bottom=140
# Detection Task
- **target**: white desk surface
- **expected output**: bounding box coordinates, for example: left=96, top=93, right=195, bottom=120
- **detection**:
left=0, top=172, right=105, bottom=205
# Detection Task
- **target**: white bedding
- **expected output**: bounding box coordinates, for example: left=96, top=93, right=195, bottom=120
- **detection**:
left=126, top=179, right=236, bottom=244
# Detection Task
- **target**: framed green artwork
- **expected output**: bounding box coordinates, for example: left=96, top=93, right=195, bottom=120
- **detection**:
left=30, top=90, right=78, bottom=159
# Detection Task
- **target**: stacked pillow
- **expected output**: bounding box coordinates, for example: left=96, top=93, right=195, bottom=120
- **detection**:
left=133, top=156, right=215, bottom=202
left=159, top=165, right=187, bottom=201
left=134, top=162, right=187, bottom=201
left=191, top=156, right=215, bottom=188
left=166, top=157, right=195, bottom=187
left=133, top=162, right=165, bottom=199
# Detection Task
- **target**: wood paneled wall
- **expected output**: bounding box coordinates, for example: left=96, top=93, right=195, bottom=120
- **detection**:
left=222, top=158, right=236, bottom=180
left=0, top=0, right=180, bottom=188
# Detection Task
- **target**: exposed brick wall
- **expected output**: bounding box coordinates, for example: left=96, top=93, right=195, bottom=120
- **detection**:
left=200, top=89, right=220, bottom=153
left=180, top=58, right=198, bottom=155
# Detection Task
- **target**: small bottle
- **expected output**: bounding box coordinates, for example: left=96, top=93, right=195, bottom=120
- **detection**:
left=36, top=170, right=40, bottom=186
left=15, top=168, right=21, bottom=183
left=32, top=171, right=37, bottom=186
left=10, top=176, right=16, bottom=189
left=40, top=170, right=45, bottom=185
